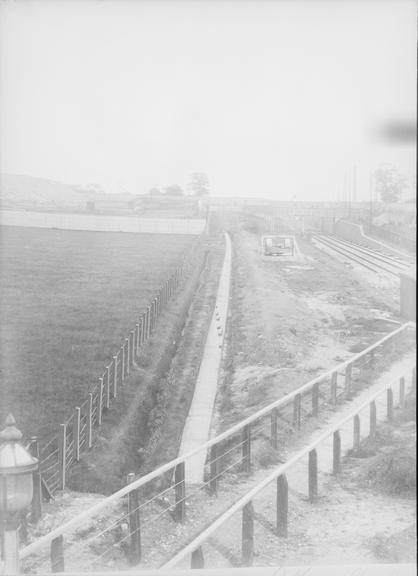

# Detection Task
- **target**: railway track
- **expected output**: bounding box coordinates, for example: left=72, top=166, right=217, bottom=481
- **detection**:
left=311, top=233, right=413, bottom=277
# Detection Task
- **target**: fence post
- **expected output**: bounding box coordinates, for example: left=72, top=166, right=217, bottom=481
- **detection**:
left=147, top=305, right=152, bottom=339
left=276, top=474, right=288, bottom=537
left=50, top=535, right=64, bottom=573
left=127, top=473, right=141, bottom=564
left=140, top=314, right=145, bottom=345
left=270, top=409, right=278, bottom=449
left=126, top=338, right=130, bottom=375
left=121, top=344, right=126, bottom=382
left=105, top=366, right=111, bottom=409
left=333, top=430, right=341, bottom=475
left=293, top=394, right=301, bottom=429
left=345, top=364, right=352, bottom=399
left=242, top=425, right=251, bottom=473
left=113, top=355, right=118, bottom=398
left=242, top=501, right=254, bottom=566
left=399, top=376, right=405, bottom=409
left=98, top=378, right=104, bottom=426
left=369, top=400, right=377, bottom=438
left=73, top=407, right=81, bottom=462
left=308, top=449, right=318, bottom=502
left=312, top=383, right=319, bottom=417
left=130, top=331, right=135, bottom=366
left=330, top=372, right=337, bottom=405
left=353, top=414, right=360, bottom=453
left=29, top=437, right=42, bottom=522
left=387, top=388, right=394, bottom=423
left=174, top=462, right=186, bottom=523
left=87, top=393, right=93, bottom=448
left=135, top=323, right=140, bottom=357
left=191, top=547, right=205, bottom=569
left=209, top=444, right=219, bottom=495
left=58, top=424, right=67, bottom=490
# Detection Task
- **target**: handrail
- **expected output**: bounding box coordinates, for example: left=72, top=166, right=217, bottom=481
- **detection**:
left=162, top=363, right=416, bottom=569
left=20, top=321, right=414, bottom=560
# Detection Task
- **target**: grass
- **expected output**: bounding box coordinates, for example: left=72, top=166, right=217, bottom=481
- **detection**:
left=0, top=226, right=194, bottom=440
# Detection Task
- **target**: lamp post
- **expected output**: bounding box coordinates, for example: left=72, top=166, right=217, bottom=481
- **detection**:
left=0, top=414, right=38, bottom=575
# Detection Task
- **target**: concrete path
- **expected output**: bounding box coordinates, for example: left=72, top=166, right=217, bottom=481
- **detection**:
left=179, top=233, right=232, bottom=483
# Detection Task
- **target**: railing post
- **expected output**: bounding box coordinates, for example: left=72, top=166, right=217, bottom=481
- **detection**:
left=270, top=409, right=278, bottom=449
left=345, top=364, right=352, bottom=399
left=191, top=546, right=205, bottom=569
left=293, top=393, right=301, bottom=429
left=242, top=425, right=251, bottom=473
left=50, top=535, right=64, bottom=573
left=209, top=444, right=219, bottom=495
left=353, top=414, right=360, bottom=453
left=312, top=383, right=319, bottom=417
left=399, top=376, right=405, bottom=409
left=387, top=388, right=394, bottom=423
left=369, top=400, right=377, bottom=438
left=242, top=501, right=254, bottom=566
left=98, top=378, right=104, bottom=425
left=127, top=473, right=141, bottom=564
left=29, top=436, right=42, bottom=522
left=113, top=355, right=118, bottom=398
left=308, top=449, right=318, bottom=502
left=330, top=372, right=337, bottom=405
left=333, top=430, right=341, bottom=475
left=174, top=462, right=186, bottom=523
left=87, top=393, right=93, bottom=448
left=276, top=474, right=288, bottom=537
left=73, top=407, right=81, bottom=462
left=58, top=424, right=67, bottom=490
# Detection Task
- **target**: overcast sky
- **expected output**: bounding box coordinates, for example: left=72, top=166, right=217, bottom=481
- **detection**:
left=0, top=0, right=416, bottom=200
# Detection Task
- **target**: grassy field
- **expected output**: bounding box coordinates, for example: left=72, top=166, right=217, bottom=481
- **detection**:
left=0, top=226, right=194, bottom=439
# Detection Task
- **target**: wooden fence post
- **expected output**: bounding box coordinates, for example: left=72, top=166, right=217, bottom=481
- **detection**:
left=29, top=437, right=42, bottom=522
left=293, top=394, right=301, bottom=429
left=105, top=366, right=111, bottom=409
left=333, top=431, right=341, bottom=475
left=399, top=376, right=405, bottom=409
left=73, top=407, right=81, bottom=462
left=127, top=473, right=141, bottom=564
left=58, top=424, right=67, bottom=490
left=50, top=535, right=64, bottom=573
left=270, top=409, right=278, bottom=449
left=369, top=400, right=377, bottom=438
left=87, top=393, right=93, bottom=448
left=387, top=388, right=394, bottom=423
left=308, top=449, right=318, bottom=502
left=98, top=378, right=104, bottom=426
left=276, top=474, right=288, bottom=537
left=113, top=355, right=118, bottom=398
left=209, top=444, right=219, bottom=495
left=191, top=546, right=204, bottom=569
left=242, top=501, right=254, bottom=566
left=312, top=383, right=319, bottom=417
left=330, top=372, right=337, bottom=405
left=174, top=462, right=186, bottom=523
left=345, top=364, right=352, bottom=398
left=353, top=414, right=360, bottom=453
left=242, top=425, right=251, bottom=473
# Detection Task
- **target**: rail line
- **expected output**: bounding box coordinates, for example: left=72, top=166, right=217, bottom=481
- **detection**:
left=311, top=234, right=410, bottom=277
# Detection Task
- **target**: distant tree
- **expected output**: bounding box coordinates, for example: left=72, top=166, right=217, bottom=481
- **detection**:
left=187, top=172, right=210, bottom=196
left=148, top=187, right=162, bottom=196
left=164, top=185, right=184, bottom=196
left=374, top=164, right=409, bottom=203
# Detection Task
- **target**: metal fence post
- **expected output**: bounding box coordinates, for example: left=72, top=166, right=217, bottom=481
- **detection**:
left=308, top=449, right=318, bottom=502
left=127, top=473, right=141, bottom=564
left=353, top=414, right=360, bottom=453
left=330, top=372, right=337, bottom=405
left=113, top=355, right=118, bottom=398
left=87, top=393, right=93, bottom=448
left=333, top=430, right=341, bottom=475
left=242, top=425, right=251, bottom=473
left=58, top=424, right=67, bottom=490
left=29, top=437, right=42, bottom=522
left=73, top=407, right=81, bottom=462
left=174, top=462, right=186, bottom=523
left=242, top=501, right=254, bottom=566
left=312, top=383, right=319, bottom=417
left=98, top=378, right=104, bottom=425
left=276, top=474, right=288, bottom=537
left=50, top=535, right=64, bottom=573
left=369, top=400, right=377, bottom=438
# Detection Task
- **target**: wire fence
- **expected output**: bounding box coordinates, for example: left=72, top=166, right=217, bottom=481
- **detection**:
left=18, top=322, right=415, bottom=573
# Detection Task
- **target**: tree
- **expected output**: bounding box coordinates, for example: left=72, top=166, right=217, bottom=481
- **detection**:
left=164, top=184, right=184, bottom=196
left=187, top=172, right=210, bottom=196
left=374, top=164, right=409, bottom=203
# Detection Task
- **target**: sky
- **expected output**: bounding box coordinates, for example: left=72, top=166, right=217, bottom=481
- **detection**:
left=0, top=0, right=416, bottom=201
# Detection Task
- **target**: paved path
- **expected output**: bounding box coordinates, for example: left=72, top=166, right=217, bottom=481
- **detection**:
left=178, top=233, right=232, bottom=483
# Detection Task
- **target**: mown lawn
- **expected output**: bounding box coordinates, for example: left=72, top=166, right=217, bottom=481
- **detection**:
left=0, top=226, right=194, bottom=439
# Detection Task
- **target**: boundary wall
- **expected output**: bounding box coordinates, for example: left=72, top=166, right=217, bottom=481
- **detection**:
left=334, top=220, right=412, bottom=258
